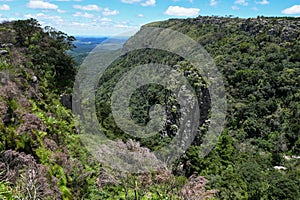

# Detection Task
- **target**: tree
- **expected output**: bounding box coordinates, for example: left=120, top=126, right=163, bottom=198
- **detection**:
left=13, top=18, right=41, bottom=47
left=12, top=19, right=77, bottom=92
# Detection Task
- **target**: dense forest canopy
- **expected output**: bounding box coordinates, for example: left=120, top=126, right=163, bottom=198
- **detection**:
left=0, top=16, right=299, bottom=199
left=95, top=15, right=300, bottom=199
left=0, top=18, right=76, bottom=93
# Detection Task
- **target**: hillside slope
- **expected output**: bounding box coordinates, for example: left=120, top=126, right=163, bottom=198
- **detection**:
left=95, top=16, right=300, bottom=199
left=0, top=19, right=100, bottom=199
left=0, top=16, right=299, bottom=199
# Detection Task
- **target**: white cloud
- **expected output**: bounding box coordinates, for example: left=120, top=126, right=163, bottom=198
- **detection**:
left=91, top=17, right=112, bottom=26
left=231, top=5, right=239, bottom=10
left=235, top=0, right=248, bottom=6
left=121, top=0, right=141, bottom=4
left=141, top=0, right=155, bottom=6
left=255, top=0, right=269, bottom=5
left=121, top=0, right=155, bottom=6
left=71, top=22, right=89, bottom=27
left=164, top=6, right=200, bottom=17
left=53, top=0, right=82, bottom=1
left=102, top=8, right=119, bottom=16
left=252, top=7, right=258, bottom=11
left=98, top=18, right=112, bottom=22
left=172, top=0, right=193, bottom=2
left=57, top=9, right=66, bottom=13
left=0, top=4, right=9, bottom=10
left=282, top=5, right=300, bottom=14
left=115, top=24, right=130, bottom=28
left=24, top=13, right=63, bottom=23
left=137, top=13, right=144, bottom=17
left=0, top=17, right=16, bottom=22
left=73, top=4, right=101, bottom=11
left=114, top=23, right=137, bottom=29
left=73, top=12, right=94, bottom=18
left=27, top=0, right=58, bottom=9
left=210, top=0, right=217, bottom=7
left=38, top=13, right=62, bottom=21
left=0, top=0, right=13, bottom=2
left=24, top=14, right=34, bottom=18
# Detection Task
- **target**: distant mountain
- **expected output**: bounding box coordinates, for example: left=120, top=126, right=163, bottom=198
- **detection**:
left=69, top=36, right=128, bottom=65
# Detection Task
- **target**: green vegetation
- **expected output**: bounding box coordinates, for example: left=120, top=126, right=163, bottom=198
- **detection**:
left=0, top=16, right=299, bottom=199
left=0, top=18, right=100, bottom=199
left=95, top=16, right=300, bottom=199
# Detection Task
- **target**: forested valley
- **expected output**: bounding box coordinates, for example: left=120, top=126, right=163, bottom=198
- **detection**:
left=0, top=16, right=299, bottom=199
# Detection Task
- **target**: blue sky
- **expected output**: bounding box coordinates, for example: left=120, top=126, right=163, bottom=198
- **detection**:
left=0, top=0, right=299, bottom=36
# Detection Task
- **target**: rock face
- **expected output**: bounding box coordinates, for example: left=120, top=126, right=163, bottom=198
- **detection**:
left=59, top=94, right=72, bottom=109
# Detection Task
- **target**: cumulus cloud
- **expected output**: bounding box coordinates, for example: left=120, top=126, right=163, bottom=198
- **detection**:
left=121, top=0, right=155, bottom=6
left=57, top=9, right=66, bottom=13
left=114, top=23, right=136, bottom=29
left=91, top=17, right=112, bottom=26
left=0, top=4, right=9, bottom=10
left=102, top=8, right=119, bottom=16
left=24, top=13, right=63, bottom=23
left=235, top=0, right=248, bottom=6
left=52, top=0, right=82, bottom=1
left=73, top=12, right=94, bottom=18
left=98, top=17, right=112, bottom=22
left=121, top=0, right=141, bottom=4
left=231, top=5, right=239, bottom=10
left=27, top=0, right=58, bottom=9
left=141, top=0, right=155, bottom=7
left=255, top=0, right=269, bottom=5
left=164, top=6, right=200, bottom=17
left=0, top=17, right=16, bottom=22
left=173, top=0, right=193, bottom=2
left=282, top=5, right=300, bottom=14
left=137, top=13, right=144, bottom=17
left=71, top=22, right=88, bottom=26
left=210, top=0, right=217, bottom=7
left=73, top=4, right=101, bottom=11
